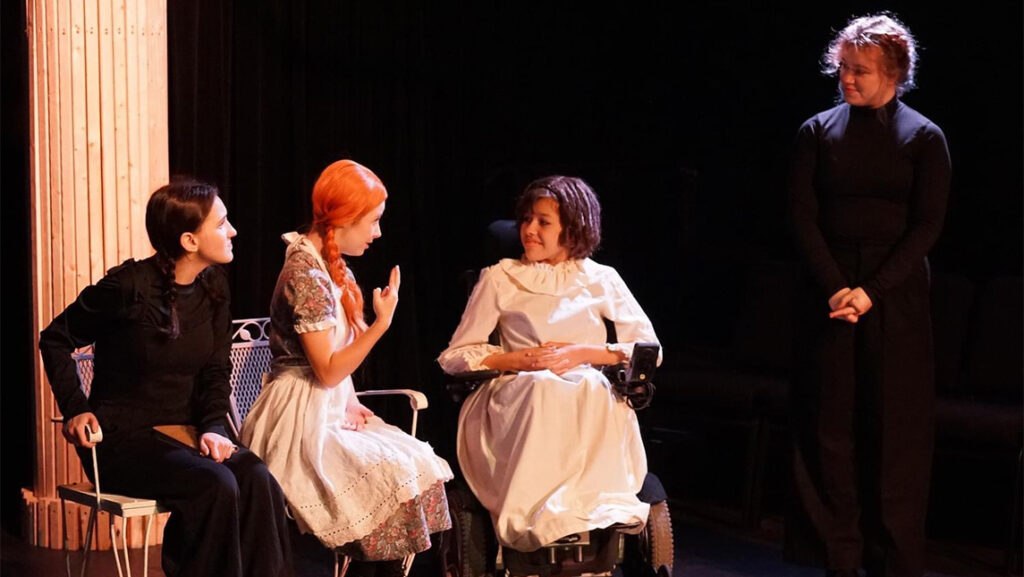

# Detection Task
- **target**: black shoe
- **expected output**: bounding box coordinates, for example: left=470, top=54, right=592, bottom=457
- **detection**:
left=825, top=570, right=859, bottom=577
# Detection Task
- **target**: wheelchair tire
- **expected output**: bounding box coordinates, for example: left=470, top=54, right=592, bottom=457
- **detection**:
left=622, top=501, right=674, bottom=577
left=444, top=483, right=495, bottom=577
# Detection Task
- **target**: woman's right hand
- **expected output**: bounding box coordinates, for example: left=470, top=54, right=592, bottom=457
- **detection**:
left=63, top=412, right=101, bottom=448
left=372, top=265, right=401, bottom=329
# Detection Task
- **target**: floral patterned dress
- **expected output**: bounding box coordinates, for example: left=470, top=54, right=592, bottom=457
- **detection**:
left=241, top=233, right=452, bottom=559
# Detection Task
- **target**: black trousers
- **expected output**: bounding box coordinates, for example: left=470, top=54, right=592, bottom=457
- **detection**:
left=787, top=264, right=935, bottom=577
left=80, top=428, right=293, bottom=577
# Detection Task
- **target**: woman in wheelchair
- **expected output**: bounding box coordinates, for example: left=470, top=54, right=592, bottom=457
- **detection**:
left=241, top=159, right=453, bottom=576
left=39, top=179, right=292, bottom=577
left=438, top=175, right=662, bottom=553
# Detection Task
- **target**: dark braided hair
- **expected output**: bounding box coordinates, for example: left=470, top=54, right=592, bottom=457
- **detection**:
left=515, top=175, right=602, bottom=260
left=144, top=178, right=222, bottom=339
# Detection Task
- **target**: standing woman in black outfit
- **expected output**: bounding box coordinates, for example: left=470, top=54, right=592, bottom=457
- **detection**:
left=39, top=180, right=293, bottom=577
left=786, top=13, right=951, bottom=577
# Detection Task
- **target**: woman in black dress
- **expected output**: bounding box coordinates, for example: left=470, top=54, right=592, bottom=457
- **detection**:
left=39, top=179, right=293, bottom=577
left=786, top=13, right=951, bottom=577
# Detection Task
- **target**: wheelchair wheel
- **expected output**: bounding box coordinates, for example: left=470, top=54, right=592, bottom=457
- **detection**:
left=443, top=483, right=496, bottom=577
left=622, top=501, right=674, bottom=577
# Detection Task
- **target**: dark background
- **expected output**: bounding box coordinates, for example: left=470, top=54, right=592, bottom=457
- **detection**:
left=4, top=1, right=1021, bottom=535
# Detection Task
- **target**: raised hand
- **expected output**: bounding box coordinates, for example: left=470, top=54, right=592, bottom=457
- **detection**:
left=372, top=265, right=401, bottom=329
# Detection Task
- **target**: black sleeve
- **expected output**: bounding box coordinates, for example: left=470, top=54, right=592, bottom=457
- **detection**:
left=193, top=267, right=233, bottom=437
left=787, top=119, right=849, bottom=298
left=38, top=268, right=128, bottom=420
left=862, top=123, right=951, bottom=302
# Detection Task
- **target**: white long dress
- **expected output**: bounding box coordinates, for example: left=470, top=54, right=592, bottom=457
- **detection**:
left=437, top=257, right=661, bottom=552
left=242, top=233, right=453, bottom=555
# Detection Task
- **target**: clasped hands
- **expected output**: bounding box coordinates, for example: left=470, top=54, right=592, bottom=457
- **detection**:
left=507, top=342, right=588, bottom=376
left=828, top=287, right=873, bottom=323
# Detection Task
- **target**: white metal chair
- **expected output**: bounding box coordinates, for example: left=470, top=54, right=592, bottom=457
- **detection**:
left=57, top=317, right=431, bottom=577
left=55, top=317, right=273, bottom=577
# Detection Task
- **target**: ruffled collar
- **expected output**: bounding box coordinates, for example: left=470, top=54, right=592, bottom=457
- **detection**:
left=498, top=257, right=595, bottom=296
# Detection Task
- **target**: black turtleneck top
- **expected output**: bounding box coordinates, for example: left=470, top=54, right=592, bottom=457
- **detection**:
left=788, top=97, right=951, bottom=303
left=39, top=257, right=232, bottom=439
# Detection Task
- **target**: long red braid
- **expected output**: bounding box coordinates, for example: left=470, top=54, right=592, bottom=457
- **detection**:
left=312, top=159, right=388, bottom=333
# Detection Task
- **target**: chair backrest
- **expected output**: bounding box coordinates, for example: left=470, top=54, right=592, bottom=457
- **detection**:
left=71, top=317, right=273, bottom=430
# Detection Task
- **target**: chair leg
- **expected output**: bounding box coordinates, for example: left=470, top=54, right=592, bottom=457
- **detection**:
left=401, top=553, right=415, bottom=577
left=333, top=550, right=351, bottom=577
left=121, top=517, right=133, bottom=577
left=110, top=516, right=125, bottom=577
left=143, top=514, right=154, bottom=577
left=80, top=506, right=97, bottom=577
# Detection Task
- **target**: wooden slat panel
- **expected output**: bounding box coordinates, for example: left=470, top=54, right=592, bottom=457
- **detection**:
left=26, top=0, right=169, bottom=548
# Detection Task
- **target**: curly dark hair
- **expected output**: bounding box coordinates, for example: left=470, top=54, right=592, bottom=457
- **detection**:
left=515, top=175, right=602, bottom=260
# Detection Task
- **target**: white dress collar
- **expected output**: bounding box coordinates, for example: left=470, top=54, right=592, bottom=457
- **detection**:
left=498, top=257, right=595, bottom=296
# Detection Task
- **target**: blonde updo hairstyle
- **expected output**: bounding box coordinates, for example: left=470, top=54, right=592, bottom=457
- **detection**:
left=822, top=12, right=918, bottom=95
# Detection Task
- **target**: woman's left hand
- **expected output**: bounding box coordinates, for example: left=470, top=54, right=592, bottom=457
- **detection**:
left=343, top=402, right=374, bottom=432
left=829, top=287, right=873, bottom=321
left=199, top=432, right=238, bottom=463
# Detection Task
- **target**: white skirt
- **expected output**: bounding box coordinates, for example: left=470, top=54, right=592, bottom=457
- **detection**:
left=241, top=367, right=453, bottom=548
left=457, top=366, right=649, bottom=551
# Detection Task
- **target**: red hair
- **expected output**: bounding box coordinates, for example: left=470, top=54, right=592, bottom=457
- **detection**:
left=311, top=159, right=388, bottom=333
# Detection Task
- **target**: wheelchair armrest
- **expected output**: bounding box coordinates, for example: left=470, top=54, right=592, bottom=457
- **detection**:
left=355, top=389, right=429, bottom=437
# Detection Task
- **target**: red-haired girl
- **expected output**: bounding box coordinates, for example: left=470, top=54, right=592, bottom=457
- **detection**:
left=242, top=160, right=452, bottom=575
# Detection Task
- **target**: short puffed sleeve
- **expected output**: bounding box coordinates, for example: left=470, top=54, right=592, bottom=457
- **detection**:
left=280, top=250, right=338, bottom=333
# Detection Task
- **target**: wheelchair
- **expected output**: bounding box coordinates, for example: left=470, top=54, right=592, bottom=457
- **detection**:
left=440, top=346, right=673, bottom=577
left=439, top=216, right=674, bottom=576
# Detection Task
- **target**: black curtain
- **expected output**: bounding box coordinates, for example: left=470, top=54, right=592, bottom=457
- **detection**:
left=164, top=0, right=1023, bottom=454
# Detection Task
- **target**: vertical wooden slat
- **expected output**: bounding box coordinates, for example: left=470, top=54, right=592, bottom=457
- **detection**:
left=68, top=0, right=90, bottom=493
left=112, top=0, right=130, bottom=262
left=99, top=0, right=117, bottom=268
left=135, top=0, right=150, bottom=209
left=85, top=0, right=103, bottom=283
left=56, top=0, right=79, bottom=511
left=124, top=0, right=143, bottom=256
left=146, top=0, right=168, bottom=191
left=71, top=0, right=89, bottom=291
